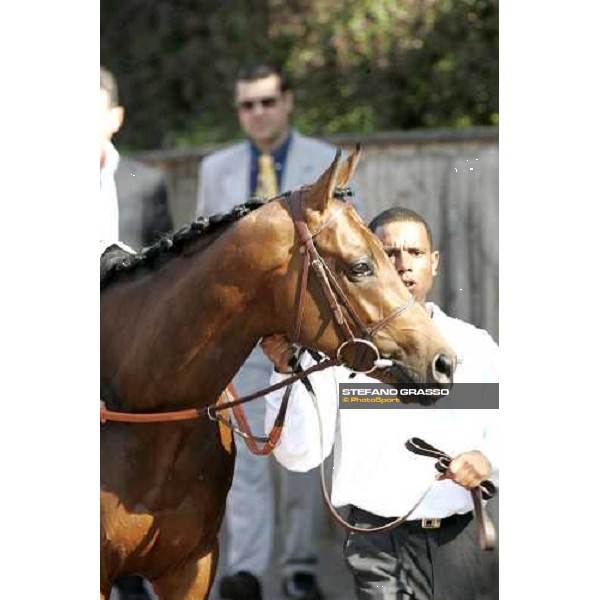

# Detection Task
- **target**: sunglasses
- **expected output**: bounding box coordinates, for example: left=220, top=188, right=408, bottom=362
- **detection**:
left=237, top=95, right=280, bottom=111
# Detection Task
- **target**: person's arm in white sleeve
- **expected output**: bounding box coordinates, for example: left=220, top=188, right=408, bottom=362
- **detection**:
left=480, top=330, right=498, bottom=482
left=473, top=329, right=499, bottom=484
left=446, top=328, right=499, bottom=489
left=264, top=350, right=339, bottom=472
left=482, top=414, right=498, bottom=486
left=479, top=330, right=499, bottom=384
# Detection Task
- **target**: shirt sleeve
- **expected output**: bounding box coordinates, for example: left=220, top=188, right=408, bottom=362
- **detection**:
left=479, top=329, right=500, bottom=383
left=477, top=330, right=499, bottom=483
left=476, top=409, right=499, bottom=486
left=451, top=409, right=499, bottom=487
left=264, top=353, right=339, bottom=472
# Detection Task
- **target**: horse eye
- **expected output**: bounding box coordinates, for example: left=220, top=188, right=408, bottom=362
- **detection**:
left=348, top=260, right=373, bottom=279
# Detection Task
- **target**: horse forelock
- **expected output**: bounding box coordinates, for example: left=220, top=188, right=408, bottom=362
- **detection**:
left=100, top=199, right=268, bottom=291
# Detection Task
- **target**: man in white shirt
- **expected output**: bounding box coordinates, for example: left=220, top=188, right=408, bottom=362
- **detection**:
left=261, top=207, right=499, bottom=600
left=100, top=66, right=172, bottom=255
left=100, top=65, right=173, bottom=600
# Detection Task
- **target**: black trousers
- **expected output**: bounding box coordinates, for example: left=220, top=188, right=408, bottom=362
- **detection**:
left=343, top=498, right=499, bottom=600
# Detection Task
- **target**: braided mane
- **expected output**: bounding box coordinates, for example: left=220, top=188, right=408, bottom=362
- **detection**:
left=101, top=198, right=267, bottom=290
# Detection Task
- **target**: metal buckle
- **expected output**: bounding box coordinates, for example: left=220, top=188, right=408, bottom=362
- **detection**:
left=421, top=518, right=441, bottom=529
left=333, top=186, right=354, bottom=199
left=336, top=338, right=381, bottom=374
left=206, top=405, right=218, bottom=422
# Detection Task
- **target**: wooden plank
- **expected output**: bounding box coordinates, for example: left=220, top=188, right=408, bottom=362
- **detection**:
left=136, top=130, right=499, bottom=340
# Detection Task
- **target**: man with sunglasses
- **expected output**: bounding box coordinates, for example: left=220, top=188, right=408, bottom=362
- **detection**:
left=197, top=63, right=339, bottom=215
left=196, top=63, right=340, bottom=600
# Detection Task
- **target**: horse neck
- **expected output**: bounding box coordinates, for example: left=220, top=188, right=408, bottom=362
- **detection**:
left=101, top=212, right=289, bottom=412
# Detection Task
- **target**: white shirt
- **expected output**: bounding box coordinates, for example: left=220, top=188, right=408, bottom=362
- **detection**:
left=100, top=141, right=120, bottom=253
left=264, top=303, right=499, bottom=520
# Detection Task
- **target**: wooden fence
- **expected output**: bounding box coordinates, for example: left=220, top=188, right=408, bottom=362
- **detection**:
left=135, top=127, right=498, bottom=340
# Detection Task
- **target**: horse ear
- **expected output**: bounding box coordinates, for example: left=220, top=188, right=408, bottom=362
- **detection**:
left=305, top=148, right=343, bottom=212
left=337, top=144, right=362, bottom=186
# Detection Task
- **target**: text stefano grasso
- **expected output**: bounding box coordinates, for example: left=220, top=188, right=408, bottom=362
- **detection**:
left=341, top=387, right=450, bottom=396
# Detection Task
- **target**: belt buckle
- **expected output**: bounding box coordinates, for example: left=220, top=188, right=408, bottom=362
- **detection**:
left=421, top=518, right=441, bottom=529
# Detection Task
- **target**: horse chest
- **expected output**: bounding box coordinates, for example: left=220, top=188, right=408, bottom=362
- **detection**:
left=101, top=480, right=229, bottom=578
left=101, top=423, right=234, bottom=578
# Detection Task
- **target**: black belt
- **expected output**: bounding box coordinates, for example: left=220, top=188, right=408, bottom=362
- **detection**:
left=410, top=512, right=471, bottom=530
left=351, top=506, right=471, bottom=532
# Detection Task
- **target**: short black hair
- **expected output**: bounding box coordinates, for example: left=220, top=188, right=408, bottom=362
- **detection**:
left=368, top=207, right=434, bottom=249
left=100, top=65, right=119, bottom=107
left=236, top=62, right=291, bottom=93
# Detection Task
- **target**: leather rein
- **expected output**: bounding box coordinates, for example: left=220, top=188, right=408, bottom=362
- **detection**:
left=99, top=187, right=496, bottom=549
left=289, top=360, right=496, bottom=550
left=100, top=187, right=414, bottom=429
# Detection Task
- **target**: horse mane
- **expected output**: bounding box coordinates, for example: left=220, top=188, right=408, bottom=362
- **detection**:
left=101, top=198, right=268, bottom=290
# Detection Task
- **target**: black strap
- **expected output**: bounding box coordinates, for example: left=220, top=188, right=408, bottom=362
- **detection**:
left=405, top=437, right=497, bottom=500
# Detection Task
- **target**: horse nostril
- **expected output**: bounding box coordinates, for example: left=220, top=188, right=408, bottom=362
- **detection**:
left=434, top=353, right=454, bottom=379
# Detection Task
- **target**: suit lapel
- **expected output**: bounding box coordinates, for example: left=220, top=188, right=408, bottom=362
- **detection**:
left=283, top=132, right=313, bottom=191
left=224, top=143, right=251, bottom=204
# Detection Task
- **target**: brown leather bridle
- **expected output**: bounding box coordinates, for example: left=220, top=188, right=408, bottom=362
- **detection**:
left=100, top=188, right=496, bottom=548
left=100, top=187, right=415, bottom=426
left=288, top=187, right=415, bottom=373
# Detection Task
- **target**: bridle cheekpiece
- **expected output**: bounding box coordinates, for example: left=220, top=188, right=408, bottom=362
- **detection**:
left=287, top=187, right=415, bottom=374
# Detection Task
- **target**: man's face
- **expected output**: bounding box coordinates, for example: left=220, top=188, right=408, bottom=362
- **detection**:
left=100, top=88, right=124, bottom=157
left=235, top=74, right=293, bottom=149
left=374, top=220, right=440, bottom=305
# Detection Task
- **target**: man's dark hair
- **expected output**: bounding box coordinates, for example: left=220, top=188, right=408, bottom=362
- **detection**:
left=368, top=207, right=434, bottom=249
left=236, top=62, right=291, bottom=93
left=100, top=65, right=119, bottom=107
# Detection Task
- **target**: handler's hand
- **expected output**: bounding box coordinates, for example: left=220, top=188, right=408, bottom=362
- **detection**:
left=261, top=335, right=295, bottom=374
left=100, top=399, right=107, bottom=425
left=440, top=450, right=491, bottom=490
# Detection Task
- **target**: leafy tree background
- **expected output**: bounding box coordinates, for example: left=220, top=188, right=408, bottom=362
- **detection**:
left=101, top=0, right=498, bottom=151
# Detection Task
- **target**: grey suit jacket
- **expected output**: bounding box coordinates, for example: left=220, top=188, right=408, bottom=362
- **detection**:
left=195, top=131, right=360, bottom=393
left=196, top=130, right=338, bottom=217
left=116, top=157, right=173, bottom=251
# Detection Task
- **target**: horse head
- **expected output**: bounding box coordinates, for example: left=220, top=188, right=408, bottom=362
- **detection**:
left=266, top=147, right=456, bottom=385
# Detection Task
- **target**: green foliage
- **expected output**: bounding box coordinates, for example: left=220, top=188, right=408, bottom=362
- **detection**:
left=101, top=0, right=498, bottom=150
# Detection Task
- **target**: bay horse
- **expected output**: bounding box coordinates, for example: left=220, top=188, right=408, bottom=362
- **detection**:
left=100, top=148, right=456, bottom=599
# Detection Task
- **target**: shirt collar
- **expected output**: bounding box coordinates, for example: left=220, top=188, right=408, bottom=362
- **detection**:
left=250, top=131, right=292, bottom=165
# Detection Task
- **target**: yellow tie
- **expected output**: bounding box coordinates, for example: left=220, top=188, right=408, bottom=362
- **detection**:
left=255, top=153, right=278, bottom=199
